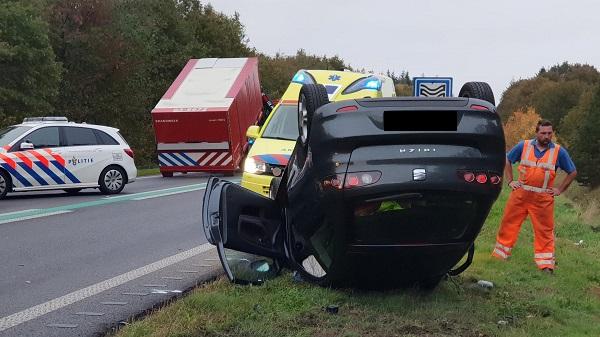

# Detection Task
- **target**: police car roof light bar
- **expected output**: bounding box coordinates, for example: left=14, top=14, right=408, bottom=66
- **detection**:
left=23, top=116, right=69, bottom=123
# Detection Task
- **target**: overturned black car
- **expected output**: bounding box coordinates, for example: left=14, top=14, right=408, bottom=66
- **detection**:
left=203, top=82, right=505, bottom=289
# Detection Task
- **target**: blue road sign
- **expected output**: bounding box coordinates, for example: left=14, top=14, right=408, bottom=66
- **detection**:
left=413, top=77, right=453, bottom=97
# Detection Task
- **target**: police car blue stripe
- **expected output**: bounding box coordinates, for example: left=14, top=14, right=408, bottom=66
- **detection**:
left=1, top=163, right=32, bottom=187
left=50, top=161, right=80, bottom=184
left=179, top=152, right=198, bottom=166
left=34, top=162, right=65, bottom=185
left=17, top=162, right=49, bottom=186
left=159, top=153, right=178, bottom=167
left=166, top=153, right=188, bottom=166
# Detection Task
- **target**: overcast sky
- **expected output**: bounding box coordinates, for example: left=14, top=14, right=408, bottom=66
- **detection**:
left=206, top=0, right=599, bottom=100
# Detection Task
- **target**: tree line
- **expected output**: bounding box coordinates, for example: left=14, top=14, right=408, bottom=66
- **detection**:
left=0, top=0, right=354, bottom=166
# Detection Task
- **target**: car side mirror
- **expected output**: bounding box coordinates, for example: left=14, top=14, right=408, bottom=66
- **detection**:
left=20, top=142, right=34, bottom=150
left=246, top=125, right=260, bottom=139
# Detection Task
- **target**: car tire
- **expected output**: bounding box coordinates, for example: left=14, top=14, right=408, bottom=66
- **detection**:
left=418, top=274, right=445, bottom=291
left=99, top=166, right=126, bottom=195
left=298, top=84, right=329, bottom=146
left=269, top=177, right=281, bottom=200
left=63, top=188, right=82, bottom=195
left=0, top=170, right=10, bottom=200
left=458, top=82, right=495, bottom=105
left=161, top=171, right=173, bottom=178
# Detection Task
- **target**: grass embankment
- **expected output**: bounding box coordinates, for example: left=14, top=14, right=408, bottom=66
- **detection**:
left=113, top=187, right=600, bottom=337
left=137, top=167, right=160, bottom=177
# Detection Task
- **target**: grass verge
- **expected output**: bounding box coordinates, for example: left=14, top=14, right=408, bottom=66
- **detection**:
left=112, top=187, right=600, bottom=337
left=137, top=167, right=160, bottom=177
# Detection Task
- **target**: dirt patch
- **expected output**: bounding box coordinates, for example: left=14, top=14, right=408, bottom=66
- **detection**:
left=589, top=285, right=600, bottom=300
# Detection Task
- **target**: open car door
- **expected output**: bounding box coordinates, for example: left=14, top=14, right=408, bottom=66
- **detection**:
left=202, top=177, right=285, bottom=284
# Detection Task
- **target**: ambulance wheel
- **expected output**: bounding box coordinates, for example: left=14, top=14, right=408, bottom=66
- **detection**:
left=161, top=172, right=173, bottom=178
left=459, top=82, right=495, bottom=105
left=298, top=84, right=329, bottom=146
left=0, top=170, right=10, bottom=200
left=99, top=166, right=126, bottom=195
left=63, top=188, right=82, bottom=195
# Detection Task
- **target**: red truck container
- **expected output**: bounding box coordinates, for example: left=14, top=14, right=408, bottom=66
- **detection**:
left=151, top=58, right=263, bottom=176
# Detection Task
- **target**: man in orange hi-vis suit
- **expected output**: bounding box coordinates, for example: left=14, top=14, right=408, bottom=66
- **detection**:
left=493, top=120, right=577, bottom=273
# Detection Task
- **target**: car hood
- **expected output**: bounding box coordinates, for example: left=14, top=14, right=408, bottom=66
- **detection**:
left=248, top=138, right=294, bottom=165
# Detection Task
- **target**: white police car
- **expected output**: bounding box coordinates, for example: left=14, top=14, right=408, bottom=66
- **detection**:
left=0, top=117, right=137, bottom=199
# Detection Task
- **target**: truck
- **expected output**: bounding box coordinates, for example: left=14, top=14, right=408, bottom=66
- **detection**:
left=151, top=57, right=263, bottom=177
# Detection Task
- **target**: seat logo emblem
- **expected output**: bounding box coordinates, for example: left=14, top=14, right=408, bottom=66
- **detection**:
left=413, top=168, right=426, bottom=181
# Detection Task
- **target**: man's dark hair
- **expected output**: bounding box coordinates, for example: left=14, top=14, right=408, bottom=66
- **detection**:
left=536, top=119, right=553, bottom=132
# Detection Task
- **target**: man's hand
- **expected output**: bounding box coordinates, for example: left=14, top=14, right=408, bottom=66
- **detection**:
left=508, top=181, right=521, bottom=190
left=549, top=187, right=561, bottom=196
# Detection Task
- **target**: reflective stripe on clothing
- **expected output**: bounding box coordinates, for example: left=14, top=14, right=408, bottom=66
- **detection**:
left=521, top=184, right=549, bottom=193
left=535, top=260, right=555, bottom=266
left=535, top=252, right=554, bottom=259
left=493, top=248, right=508, bottom=259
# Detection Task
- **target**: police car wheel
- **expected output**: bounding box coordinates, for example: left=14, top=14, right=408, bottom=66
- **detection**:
left=99, top=166, right=126, bottom=194
left=458, top=82, right=495, bottom=105
left=0, top=170, right=9, bottom=199
left=298, top=84, right=329, bottom=146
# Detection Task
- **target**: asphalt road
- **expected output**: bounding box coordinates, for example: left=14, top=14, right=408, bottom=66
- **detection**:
left=0, top=173, right=236, bottom=337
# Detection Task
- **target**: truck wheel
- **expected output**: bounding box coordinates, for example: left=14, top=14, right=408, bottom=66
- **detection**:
left=0, top=170, right=10, bottom=200
left=459, top=82, right=495, bottom=105
left=161, top=172, right=173, bottom=178
left=99, top=166, right=126, bottom=195
left=298, top=84, right=329, bottom=146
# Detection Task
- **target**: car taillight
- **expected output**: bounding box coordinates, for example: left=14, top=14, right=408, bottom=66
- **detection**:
left=321, top=171, right=381, bottom=190
left=124, top=148, right=134, bottom=159
left=470, top=104, right=491, bottom=111
left=475, top=173, right=488, bottom=184
left=336, top=105, right=358, bottom=113
left=459, top=170, right=501, bottom=185
left=490, top=174, right=502, bottom=185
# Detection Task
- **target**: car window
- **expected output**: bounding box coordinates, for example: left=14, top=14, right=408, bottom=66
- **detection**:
left=22, top=127, right=60, bottom=149
left=261, top=105, right=299, bottom=141
left=64, top=127, right=98, bottom=146
left=0, top=126, right=32, bottom=146
left=94, top=129, right=119, bottom=145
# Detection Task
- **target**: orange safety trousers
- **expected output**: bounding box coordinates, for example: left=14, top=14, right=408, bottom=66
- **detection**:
left=492, top=140, right=560, bottom=269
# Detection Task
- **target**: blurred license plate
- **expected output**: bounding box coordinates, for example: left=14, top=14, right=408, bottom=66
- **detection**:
left=384, top=111, right=457, bottom=131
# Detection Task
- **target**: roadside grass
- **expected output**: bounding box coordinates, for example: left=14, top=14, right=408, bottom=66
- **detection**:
left=113, top=187, right=600, bottom=337
left=137, top=167, right=160, bottom=177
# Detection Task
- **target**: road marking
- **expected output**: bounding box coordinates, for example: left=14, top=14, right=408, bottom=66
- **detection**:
left=0, top=179, right=240, bottom=225
left=0, top=210, right=72, bottom=225
left=46, top=323, right=78, bottom=328
left=121, top=292, right=149, bottom=296
left=74, top=312, right=104, bottom=316
left=0, top=243, right=214, bottom=332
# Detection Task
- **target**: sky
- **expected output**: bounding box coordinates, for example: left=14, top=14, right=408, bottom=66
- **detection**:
left=206, top=0, right=599, bottom=101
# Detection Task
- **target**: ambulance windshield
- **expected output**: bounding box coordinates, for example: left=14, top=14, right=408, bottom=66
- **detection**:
left=0, top=126, right=32, bottom=146
left=261, top=105, right=298, bottom=141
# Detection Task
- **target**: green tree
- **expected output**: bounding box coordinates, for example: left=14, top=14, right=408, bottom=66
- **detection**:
left=569, top=84, right=600, bottom=187
left=0, top=0, right=61, bottom=127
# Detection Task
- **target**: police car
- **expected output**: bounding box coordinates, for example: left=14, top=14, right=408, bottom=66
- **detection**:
left=0, top=117, right=137, bottom=199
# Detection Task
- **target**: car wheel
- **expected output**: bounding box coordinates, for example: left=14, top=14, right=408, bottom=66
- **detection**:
left=63, top=188, right=82, bottom=195
left=269, top=177, right=281, bottom=200
left=458, top=82, right=495, bottom=105
left=0, top=170, right=10, bottom=200
left=298, top=84, right=329, bottom=146
left=418, top=274, right=445, bottom=291
left=99, top=166, right=126, bottom=195
left=161, top=171, right=173, bottom=178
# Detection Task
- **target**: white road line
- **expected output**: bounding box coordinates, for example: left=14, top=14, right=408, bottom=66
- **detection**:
left=0, top=211, right=72, bottom=225
left=0, top=209, right=39, bottom=217
left=132, top=188, right=204, bottom=201
left=0, top=243, right=215, bottom=332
